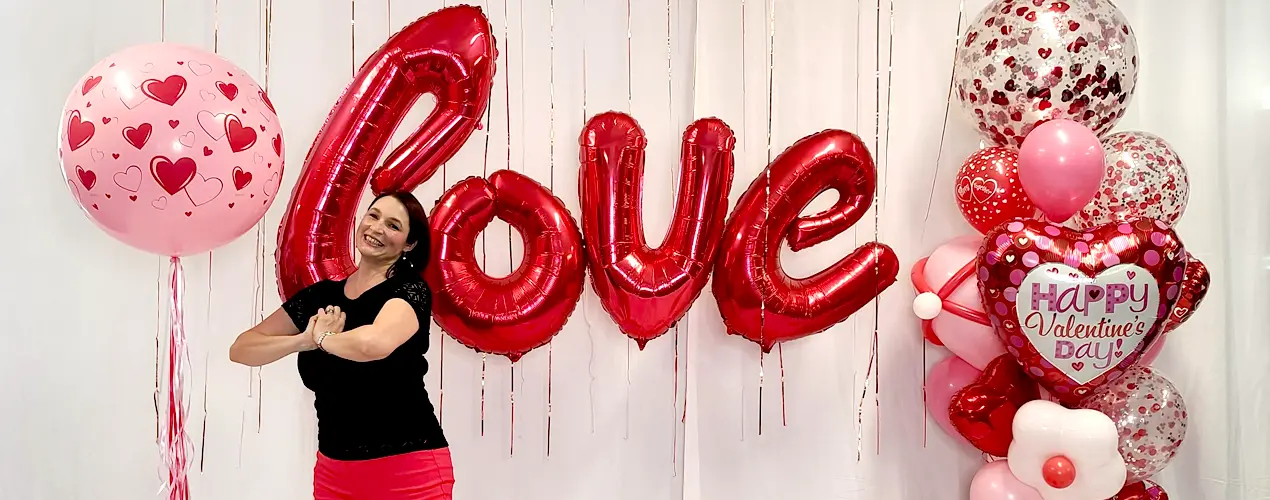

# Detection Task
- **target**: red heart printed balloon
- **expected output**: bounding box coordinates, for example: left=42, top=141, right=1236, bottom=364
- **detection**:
left=948, top=354, right=1039, bottom=457
left=1113, top=480, right=1169, bottom=500
left=978, top=218, right=1187, bottom=404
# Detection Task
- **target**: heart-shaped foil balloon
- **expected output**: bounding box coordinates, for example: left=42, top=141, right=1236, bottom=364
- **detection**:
left=948, top=354, right=1040, bottom=457
left=977, top=218, right=1186, bottom=404
left=1113, top=480, right=1169, bottom=500
left=1162, top=253, right=1209, bottom=333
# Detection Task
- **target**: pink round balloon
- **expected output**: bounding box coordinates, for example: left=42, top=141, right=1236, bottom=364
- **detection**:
left=926, top=355, right=981, bottom=446
left=1018, top=119, right=1105, bottom=223
left=925, top=235, right=1006, bottom=370
left=59, top=43, right=284, bottom=256
left=970, top=461, right=1043, bottom=500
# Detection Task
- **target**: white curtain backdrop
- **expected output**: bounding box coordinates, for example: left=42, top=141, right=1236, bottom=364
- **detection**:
left=0, top=0, right=1265, bottom=499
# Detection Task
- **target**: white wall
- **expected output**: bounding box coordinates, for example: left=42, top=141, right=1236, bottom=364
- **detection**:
left=1, top=0, right=1266, bottom=499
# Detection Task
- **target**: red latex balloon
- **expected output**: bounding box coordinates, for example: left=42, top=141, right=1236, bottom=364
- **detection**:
left=427, top=170, right=585, bottom=362
left=1163, top=253, right=1209, bottom=333
left=955, top=147, right=1037, bottom=234
left=1041, top=456, right=1076, bottom=488
left=1113, top=481, right=1169, bottom=500
left=578, top=112, right=736, bottom=348
left=711, top=130, right=899, bottom=352
left=978, top=218, right=1186, bottom=404
left=949, top=354, right=1040, bottom=457
left=275, top=6, right=497, bottom=298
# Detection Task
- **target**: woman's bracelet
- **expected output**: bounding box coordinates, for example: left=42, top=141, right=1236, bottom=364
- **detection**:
left=316, top=331, right=337, bottom=352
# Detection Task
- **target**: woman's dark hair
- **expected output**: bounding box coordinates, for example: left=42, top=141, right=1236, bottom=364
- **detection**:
left=371, top=191, right=430, bottom=280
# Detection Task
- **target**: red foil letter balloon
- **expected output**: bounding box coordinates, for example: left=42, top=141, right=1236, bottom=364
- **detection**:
left=579, top=112, right=736, bottom=348
left=977, top=218, right=1186, bottom=404
left=427, top=171, right=585, bottom=361
left=59, top=43, right=283, bottom=500
left=276, top=6, right=496, bottom=297
left=712, top=130, right=900, bottom=351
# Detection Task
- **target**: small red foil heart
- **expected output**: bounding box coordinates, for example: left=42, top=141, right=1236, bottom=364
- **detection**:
left=948, top=354, right=1039, bottom=457
left=1162, top=254, right=1209, bottom=333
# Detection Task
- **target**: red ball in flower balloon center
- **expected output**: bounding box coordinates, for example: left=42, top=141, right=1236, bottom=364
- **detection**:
left=1042, top=455, right=1077, bottom=488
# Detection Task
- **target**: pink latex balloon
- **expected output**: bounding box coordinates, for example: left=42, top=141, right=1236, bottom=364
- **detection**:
left=1018, top=119, right=1104, bottom=223
left=924, top=235, right=1005, bottom=370
left=926, top=355, right=981, bottom=446
left=59, top=43, right=284, bottom=256
left=970, top=461, right=1043, bottom=500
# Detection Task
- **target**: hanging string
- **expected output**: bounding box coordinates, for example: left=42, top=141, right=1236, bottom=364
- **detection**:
left=500, top=0, right=515, bottom=456
left=509, top=365, right=516, bottom=455
left=757, top=0, right=776, bottom=438
left=922, top=0, right=967, bottom=449
left=480, top=354, right=487, bottom=437
left=918, top=0, right=966, bottom=247
left=665, top=0, right=683, bottom=474
left=545, top=0, right=557, bottom=459
left=201, top=5, right=221, bottom=471
left=579, top=0, right=599, bottom=438
left=155, top=0, right=167, bottom=455
left=200, top=254, right=213, bottom=473
left=254, top=0, right=275, bottom=436
left=350, top=0, right=356, bottom=74
left=737, top=0, right=747, bottom=442
left=623, top=0, right=634, bottom=442
left=155, top=264, right=163, bottom=445
left=625, top=0, right=633, bottom=111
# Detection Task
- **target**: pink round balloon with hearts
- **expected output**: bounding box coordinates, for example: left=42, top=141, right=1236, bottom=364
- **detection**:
left=976, top=218, right=1186, bottom=405
left=59, top=43, right=284, bottom=256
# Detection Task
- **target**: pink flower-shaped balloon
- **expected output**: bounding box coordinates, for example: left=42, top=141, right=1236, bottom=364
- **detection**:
left=1008, top=400, right=1126, bottom=500
left=59, top=43, right=284, bottom=256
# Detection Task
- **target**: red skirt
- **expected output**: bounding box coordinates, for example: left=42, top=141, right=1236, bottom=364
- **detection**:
left=314, top=448, right=455, bottom=500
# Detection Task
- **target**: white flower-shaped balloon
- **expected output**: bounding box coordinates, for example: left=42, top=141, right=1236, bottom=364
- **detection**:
left=1008, top=400, right=1126, bottom=500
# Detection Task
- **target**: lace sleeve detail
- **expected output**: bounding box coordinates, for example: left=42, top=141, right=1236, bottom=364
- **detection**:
left=394, top=279, right=432, bottom=330
left=281, top=282, right=325, bottom=332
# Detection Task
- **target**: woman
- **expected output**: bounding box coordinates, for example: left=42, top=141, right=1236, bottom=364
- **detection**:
left=229, top=192, right=452, bottom=500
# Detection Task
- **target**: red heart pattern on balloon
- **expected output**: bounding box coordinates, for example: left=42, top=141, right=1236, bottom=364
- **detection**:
left=123, top=123, right=153, bottom=149
left=82, top=75, right=102, bottom=95
left=150, top=155, right=198, bottom=195
left=141, top=75, right=188, bottom=106
left=216, top=81, right=238, bottom=100
left=948, top=354, right=1039, bottom=457
left=75, top=166, right=97, bottom=191
left=66, top=110, right=95, bottom=151
left=232, top=167, right=252, bottom=190
left=225, top=114, right=257, bottom=153
left=978, top=218, right=1186, bottom=404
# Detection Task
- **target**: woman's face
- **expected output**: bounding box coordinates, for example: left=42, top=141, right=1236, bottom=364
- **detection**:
left=355, top=196, right=414, bottom=263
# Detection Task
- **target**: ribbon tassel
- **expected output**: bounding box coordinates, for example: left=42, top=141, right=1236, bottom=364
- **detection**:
left=160, top=256, right=191, bottom=500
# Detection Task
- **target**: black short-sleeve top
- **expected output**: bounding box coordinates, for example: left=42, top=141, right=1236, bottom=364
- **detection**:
left=281, top=275, right=447, bottom=460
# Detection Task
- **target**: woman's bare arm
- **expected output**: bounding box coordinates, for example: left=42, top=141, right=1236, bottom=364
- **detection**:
left=228, top=307, right=317, bottom=367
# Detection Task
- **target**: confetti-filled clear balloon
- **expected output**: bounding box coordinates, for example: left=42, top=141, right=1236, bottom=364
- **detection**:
left=954, top=0, right=1139, bottom=147
left=1080, top=365, right=1188, bottom=483
left=1071, top=131, right=1189, bottom=230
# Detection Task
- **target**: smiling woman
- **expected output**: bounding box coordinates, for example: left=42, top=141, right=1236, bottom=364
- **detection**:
left=228, top=192, right=454, bottom=500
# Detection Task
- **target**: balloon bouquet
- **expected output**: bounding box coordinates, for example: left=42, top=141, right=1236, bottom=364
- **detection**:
left=913, top=1, right=1207, bottom=499
left=59, top=45, right=283, bottom=500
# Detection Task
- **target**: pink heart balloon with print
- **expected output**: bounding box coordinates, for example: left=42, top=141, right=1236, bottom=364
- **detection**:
left=976, top=218, right=1186, bottom=405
